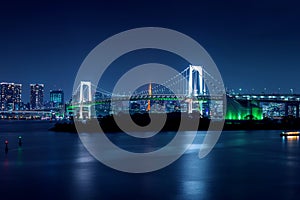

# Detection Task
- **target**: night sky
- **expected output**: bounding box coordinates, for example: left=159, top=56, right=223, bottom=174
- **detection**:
left=0, top=0, right=299, bottom=102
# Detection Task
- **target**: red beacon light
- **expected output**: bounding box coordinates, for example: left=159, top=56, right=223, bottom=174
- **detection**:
left=5, top=140, right=8, bottom=144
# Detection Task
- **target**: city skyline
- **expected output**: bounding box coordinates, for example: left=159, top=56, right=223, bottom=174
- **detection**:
left=0, top=77, right=298, bottom=105
left=0, top=81, right=65, bottom=110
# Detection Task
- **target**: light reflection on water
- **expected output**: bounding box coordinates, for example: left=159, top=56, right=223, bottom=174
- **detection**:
left=1, top=122, right=300, bottom=199
left=17, top=147, right=23, bottom=166
left=281, top=136, right=299, bottom=169
left=282, top=136, right=299, bottom=151
left=282, top=136, right=299, bottom=141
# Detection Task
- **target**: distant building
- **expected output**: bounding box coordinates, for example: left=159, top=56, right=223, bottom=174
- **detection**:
left=50, top=89, right=64, bottom=108
left=0, top=82, right=22, bottom=111
left=30, top=84, right=44, bottom=109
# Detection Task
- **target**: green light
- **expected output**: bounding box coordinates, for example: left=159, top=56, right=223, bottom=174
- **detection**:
left=238, top=113, right=241, bottom=120
left=225, top=98, right=263, bottom=120
left=19, top=136, right=22, bottom=139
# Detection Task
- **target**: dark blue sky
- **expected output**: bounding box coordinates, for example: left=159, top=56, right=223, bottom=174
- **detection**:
left=0, top=0, right=299, bottom=102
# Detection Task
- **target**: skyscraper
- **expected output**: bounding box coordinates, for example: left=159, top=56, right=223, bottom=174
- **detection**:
left=30, top=84, right=44, bottom=110
left=0, top=82, right=22, bottom=111
left=50, top=89, right=64, bottom=108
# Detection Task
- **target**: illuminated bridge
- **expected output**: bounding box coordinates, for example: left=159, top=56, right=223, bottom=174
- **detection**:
left=70, top=65, right=225, bottom=119
left=69, top=65, right=300, bottom=120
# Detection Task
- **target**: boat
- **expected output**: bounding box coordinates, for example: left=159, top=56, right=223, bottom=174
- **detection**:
left=280, top=131, right=300, bottom=137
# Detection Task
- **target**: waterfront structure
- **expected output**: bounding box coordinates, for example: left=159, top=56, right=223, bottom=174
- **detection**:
left=0, top=82, right=22, bottom=111
left=50, top=89, right=64, bottom=108
left=30, top=84, right=44, bottom=109
left=226, top=97, right=263, bottom=120
left=69, top=65, right=300, bottom=120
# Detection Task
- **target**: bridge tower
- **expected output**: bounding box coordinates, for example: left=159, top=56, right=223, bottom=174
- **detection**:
left=146, top=83, right=152, bottom=112
left=79, top=81, right=92, bottom=103
left=188, top=65, right=205, bottom=96
left=79, top=81, right=92, bottom=119
left=187, top=65, right=206, bottom=113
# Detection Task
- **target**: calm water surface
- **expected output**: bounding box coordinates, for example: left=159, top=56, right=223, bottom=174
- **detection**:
left=0, top=121, right=300, bottom=200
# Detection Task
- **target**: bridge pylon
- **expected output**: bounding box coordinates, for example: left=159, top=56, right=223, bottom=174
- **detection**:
left=146, top=83, right=152, bottom=112
left=78, top=81, right=92, bottom=119
left=188, top=65, right=205, bottom=97
left=187, top=65, right=206, bottom=114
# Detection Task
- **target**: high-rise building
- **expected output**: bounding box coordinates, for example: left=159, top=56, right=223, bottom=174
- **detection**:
left=30, top=84, right=44, bottom=110
left=50, top=89, right=64, bottom=108
left=13, top=83, right=22, bottom=110
left=0, top=82, right=22, bottom=111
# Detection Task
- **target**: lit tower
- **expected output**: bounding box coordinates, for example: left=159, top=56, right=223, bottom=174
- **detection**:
left=30, top=84, right=44, bottom=110
left=146, top=83, right=152, bottom=112
left=0, top=82, right=22, bottom=111
left=187, top=65, right=205, bottom=113
left=78, top=81, right=92, bottom=119
left=50, top=89, right=64, bottom=108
